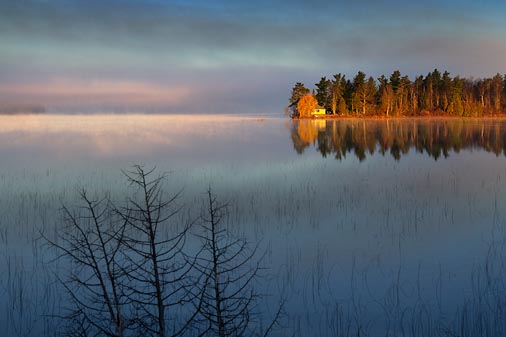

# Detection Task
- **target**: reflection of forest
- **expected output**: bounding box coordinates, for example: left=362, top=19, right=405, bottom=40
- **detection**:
left=290, top=119, right=506, bottom=160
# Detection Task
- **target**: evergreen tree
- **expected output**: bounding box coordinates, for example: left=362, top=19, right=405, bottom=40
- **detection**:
left=352, top=71, right=366, bottom=114
left=330, top=74, right=347, bottom=115
left=448, top=77, right=464, bottom=116
left=289, top=82, right=310, bottom=106
left=315, top=77, right=332, bottom=110
left=492, top=73, right=503, bottom=112
left=441, top=71, right=452, bottom=112
left=365, top=76, right=377, bottom=114
left=378, top=75, right=394, bottom=116
left=431, top=69, right=442, bottom=109
left=395, top=75, right=411, bottom=115
left=412, top=76, right=424, bottom=114
left=389, top=70, right=401, bottom=93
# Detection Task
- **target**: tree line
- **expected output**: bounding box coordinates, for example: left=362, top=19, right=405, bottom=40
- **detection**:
left=288, top=70, right=506, bottom=118
left=290, top=119, right=506, bottom=161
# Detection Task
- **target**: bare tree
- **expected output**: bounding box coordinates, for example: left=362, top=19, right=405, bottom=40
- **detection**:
left=117, top=165, right=196, bottom=337
left=45, top=168, right=281, bottom=337
left=190, top=189, right=283, bottom=337
left=45, top=166, right=198, bottom=337
left=45, top=190, right=129, bottom=337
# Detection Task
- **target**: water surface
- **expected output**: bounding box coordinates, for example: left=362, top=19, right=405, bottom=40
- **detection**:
left=2, top=115, right=506, bottom=336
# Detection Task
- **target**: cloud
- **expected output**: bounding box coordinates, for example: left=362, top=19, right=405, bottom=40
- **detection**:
left=1, top=0, right=506, bottom=113
left=0, top=79, right=191, bottom=106
left=2, top=0, right=504, bottom=73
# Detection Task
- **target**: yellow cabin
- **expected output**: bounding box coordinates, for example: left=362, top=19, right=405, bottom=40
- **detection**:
left=311, top=106, right=327, bottom=116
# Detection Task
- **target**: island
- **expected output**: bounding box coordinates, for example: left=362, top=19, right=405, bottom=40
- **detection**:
left=288, top=69, right=505, bottom=118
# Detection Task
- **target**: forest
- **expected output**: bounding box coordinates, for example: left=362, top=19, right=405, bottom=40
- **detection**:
left=288, top=70, right=506, bottom=118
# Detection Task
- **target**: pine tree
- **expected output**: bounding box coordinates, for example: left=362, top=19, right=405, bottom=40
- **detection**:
left=315, top=77, right=332, bottom=110
left=289, top=82, right=310, bottom=106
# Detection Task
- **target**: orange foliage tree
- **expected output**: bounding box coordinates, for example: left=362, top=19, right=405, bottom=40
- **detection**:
left=297, top=94, right=317, bottom=118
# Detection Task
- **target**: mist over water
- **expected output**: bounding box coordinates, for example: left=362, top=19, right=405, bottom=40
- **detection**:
left=2, top=114, right=506, bottom=336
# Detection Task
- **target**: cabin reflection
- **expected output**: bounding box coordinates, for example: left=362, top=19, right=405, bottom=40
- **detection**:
left=290, top=119, right=506, bottom=161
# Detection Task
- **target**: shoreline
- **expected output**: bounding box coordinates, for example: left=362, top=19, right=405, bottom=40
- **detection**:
left=292, top=114, right=506, bottom=120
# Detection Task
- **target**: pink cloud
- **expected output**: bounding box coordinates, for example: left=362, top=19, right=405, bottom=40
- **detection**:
left=0, top=79, right=192, bottom=106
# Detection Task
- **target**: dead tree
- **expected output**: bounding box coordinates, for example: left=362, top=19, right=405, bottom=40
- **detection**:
left=45, top=190, right=129, bottom=337
left=117, top=165, right=196, bottom=337
left=45, top=168, right=280, bottom=337
left=45, top=166, right=198, bottom=337
left=190, top=189, right=283, bottom=337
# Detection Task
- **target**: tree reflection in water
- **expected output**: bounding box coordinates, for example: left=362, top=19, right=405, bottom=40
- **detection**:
left=290, top=118, right=506, bottom=161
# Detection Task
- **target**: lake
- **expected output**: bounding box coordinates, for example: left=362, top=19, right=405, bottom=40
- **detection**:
left=2, top=114, right=506, bottom=337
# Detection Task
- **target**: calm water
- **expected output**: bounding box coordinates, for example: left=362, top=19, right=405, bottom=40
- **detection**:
left=2, top=115, right=506, bottom=336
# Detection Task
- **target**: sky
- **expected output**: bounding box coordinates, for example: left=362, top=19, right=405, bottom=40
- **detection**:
left=1, top=0, right=506, bottom=114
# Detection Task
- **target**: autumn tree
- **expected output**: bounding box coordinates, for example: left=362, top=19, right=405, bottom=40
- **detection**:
left=297, top=94, right=317, bottom=118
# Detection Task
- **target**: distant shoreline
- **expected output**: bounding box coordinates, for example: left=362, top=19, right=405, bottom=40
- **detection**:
left=0, top=111, right=45, bottom=115
left=0, top=105, right=45, bottom=114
